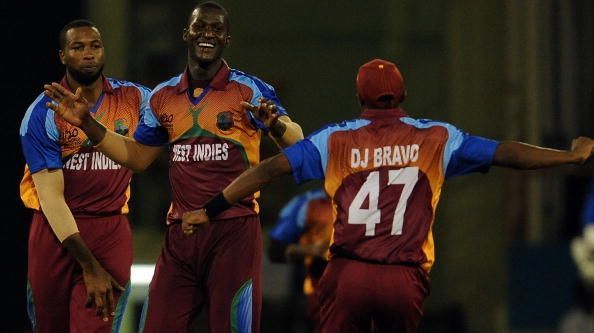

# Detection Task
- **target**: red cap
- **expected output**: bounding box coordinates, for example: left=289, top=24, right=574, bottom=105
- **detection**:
left=356, top=59, right=405, bottom=108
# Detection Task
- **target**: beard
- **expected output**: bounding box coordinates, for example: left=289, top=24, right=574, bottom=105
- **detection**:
left=68, top=64, right=104, bottom=86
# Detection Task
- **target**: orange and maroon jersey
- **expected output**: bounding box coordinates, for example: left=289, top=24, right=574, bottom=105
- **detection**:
left=283, top=108, right=499, bottom=273
left=20, top=77, right=148, bottom=216
left=133, top=61, right=287, bottom=223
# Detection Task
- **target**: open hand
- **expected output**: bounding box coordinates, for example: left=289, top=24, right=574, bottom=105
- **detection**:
left=44, top=82, right=91, bottom=127
left=82, top=262, right=125, bottom=322
left=182, top=209, right=210, bottom=235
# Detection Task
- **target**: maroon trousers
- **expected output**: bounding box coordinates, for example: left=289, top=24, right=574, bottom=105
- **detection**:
left=317, top=257, right=430, bottom=333
left=140, top=215, right=262, bottom=333
left=27, top=212, right=132, bottom=333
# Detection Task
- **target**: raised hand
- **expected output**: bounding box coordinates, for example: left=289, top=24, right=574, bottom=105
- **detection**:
left=182, top=209, right=210, bottom=235
left=44, top=82, right=91, bottom=127
left=241, top=97, right=280, bottom=131
left=82, top=261, right=125, bottom=322
left=570, top=136, right=594, bottom=164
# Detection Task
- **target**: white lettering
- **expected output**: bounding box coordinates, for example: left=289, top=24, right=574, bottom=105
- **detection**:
left=352, top=144, right=420, bottom=168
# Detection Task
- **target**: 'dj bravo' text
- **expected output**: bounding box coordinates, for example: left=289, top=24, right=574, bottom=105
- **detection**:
left=351, top=144, right=420, bottom=168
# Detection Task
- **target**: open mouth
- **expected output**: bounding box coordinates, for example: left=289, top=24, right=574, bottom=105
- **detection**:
left=198, top=42, right=215, bottom=49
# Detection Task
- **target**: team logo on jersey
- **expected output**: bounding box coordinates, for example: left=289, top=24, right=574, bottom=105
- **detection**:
left=216, top=111, right=234, bottom=131
left=114, top=119, right=129, bottom=136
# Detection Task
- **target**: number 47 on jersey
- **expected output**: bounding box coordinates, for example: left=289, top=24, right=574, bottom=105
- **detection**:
left=348, top=167, right=419, bottom=237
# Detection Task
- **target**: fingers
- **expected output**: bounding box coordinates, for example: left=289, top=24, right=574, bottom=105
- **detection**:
left=107, top=288, right=115, bottom=319
left=111, top=277, right=125, bottom=292
left=94, top=290, right=108, bottom=321
left=182, top=209, right=210, bottom=235
left=44, top=84, right=65, bottom=103
left=240, top=101, right=257, bottom=111
left=74, top=87, right=82, bottom=99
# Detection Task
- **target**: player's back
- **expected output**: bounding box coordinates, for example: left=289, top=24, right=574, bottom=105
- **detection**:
left=320, top=107, right=452, bottom=272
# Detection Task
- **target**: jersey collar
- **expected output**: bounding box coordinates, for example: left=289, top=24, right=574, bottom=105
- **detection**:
left=59, top=75, right=114, bottom=95
left=176, top=59, right=230, bottom=94
left=360, top=107, right=408, bottom=120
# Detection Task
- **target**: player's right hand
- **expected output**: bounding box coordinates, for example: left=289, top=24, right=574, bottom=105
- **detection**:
left=182, top=209, right=210, bottom=235
left=82, top=262, right=125, bottom=322
left=570, top=136, right=594, bottom=164
left=44, top=82, right=91, bottom=128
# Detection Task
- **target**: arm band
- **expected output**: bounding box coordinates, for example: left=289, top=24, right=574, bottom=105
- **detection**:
left=204, top=193, right=232, bottom=219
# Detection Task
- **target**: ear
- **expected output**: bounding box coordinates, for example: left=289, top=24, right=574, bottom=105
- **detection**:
left=59, top=50, right=66, bottom=65
left=182, top=28, right=189, bottom=42
left=225, top=34, right=231, bottom=47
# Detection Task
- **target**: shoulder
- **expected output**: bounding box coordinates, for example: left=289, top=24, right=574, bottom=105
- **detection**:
left=20, top=93, right=54, bottom=136
left=107, top=78, right=152, bottom=103
left=308, top=118, right=372, bottom=139
left=399, top=116, right=459, bottom=132
left=150, top=74, right=183, bottom=100
left=228, top=69, right=275, bottom=91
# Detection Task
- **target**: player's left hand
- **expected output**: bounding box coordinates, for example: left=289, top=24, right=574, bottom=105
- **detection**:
left=242, top=97, right=280, bottom=132
left=182, top=209, right=209, bottom=235
left=571, top=136, right=594, bottom=164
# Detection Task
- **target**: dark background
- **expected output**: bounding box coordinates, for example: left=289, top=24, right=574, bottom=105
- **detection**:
left=3, top=1, right=594, bottom=332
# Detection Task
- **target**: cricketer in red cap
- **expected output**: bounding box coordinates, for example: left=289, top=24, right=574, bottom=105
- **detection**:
left=356, top=58, right=405, bottom=108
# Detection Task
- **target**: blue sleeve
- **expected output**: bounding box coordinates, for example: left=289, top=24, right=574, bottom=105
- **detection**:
left=268, top=194, right=310, bottom=244
left=230, top=71, right=287, bottom=116
left=445, top=134, right=500, bottom=179
left=133, top=91, right=169, bottom=146
left=283, top=119, right=371, bottom=184
left=19, top=95, right=62, bottom=173
left=283, top=139, right=325, bottom=184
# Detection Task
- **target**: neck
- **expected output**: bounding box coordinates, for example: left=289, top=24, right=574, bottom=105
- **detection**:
left=187, top=58, right=222, bottom=88
left=65, top=73, right=103, bottom=104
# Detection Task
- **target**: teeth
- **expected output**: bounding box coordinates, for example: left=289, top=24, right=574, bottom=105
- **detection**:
left=198, top=42, right=214, bottom=48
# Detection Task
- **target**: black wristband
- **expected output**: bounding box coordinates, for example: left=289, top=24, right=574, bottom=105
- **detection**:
left=204, top=193, right=232, bottom=219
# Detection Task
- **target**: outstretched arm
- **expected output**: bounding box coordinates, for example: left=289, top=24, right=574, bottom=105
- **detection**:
left=182, top=153, right=293, bottom=231
left=224, top=153, right=293, bottom=204
left=32, top=169, right=124, bottom=321
left=493, top=136, right=594, bottom=169
left=43, top=83, right=162, bottom=172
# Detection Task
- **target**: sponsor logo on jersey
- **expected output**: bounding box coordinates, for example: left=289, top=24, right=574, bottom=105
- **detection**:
left=61, top=127, right=83, bottom=147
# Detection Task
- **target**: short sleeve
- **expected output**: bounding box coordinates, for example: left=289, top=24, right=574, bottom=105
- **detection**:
left=283, top=139, right=325, bottom=184
left=445, top=134, right=500, bottom=179
left=20, top=95, right=62, bottom=173
left=133, top=92, right=169, bottom=146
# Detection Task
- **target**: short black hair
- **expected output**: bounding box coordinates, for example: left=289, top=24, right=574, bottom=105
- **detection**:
left=189, top=1, right=230, bottom=32
left=58, top=19, right=98, bottom=50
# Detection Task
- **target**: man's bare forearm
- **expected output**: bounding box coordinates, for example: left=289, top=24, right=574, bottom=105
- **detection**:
left=222, top=153, right=293, bottom=204
left=493, top=141, right=581, bottom=169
